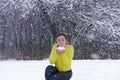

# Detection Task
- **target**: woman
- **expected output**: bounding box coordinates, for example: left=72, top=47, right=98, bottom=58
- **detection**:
left=45, top=33, right=74, bottom=80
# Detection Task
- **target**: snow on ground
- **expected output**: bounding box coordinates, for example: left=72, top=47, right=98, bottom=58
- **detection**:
left=0, top=60, right=120, bottom=80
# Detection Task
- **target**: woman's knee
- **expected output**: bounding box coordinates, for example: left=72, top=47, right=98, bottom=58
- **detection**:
left=45, top=65, right=57, bottom=74
left=46, top=65, right=55, bottom=71
left=46, top=65, right=54, bottom=69
left=45, top=65, right=56, bottom=80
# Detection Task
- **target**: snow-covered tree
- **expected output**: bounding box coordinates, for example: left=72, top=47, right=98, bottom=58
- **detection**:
left=0, top=0, right=120, bottom=60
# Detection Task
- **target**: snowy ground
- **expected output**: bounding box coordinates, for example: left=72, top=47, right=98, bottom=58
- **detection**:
left=0, top=60, right=120, bottom=80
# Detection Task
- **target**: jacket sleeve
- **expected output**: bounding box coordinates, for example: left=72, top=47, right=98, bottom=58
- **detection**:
left=49, top=44, right=58, bottom=64
left=61, top=45, right=74, bottom=67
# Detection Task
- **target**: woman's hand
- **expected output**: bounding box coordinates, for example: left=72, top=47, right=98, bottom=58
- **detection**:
left=56, top=46, right=65, bottom=54
left=56, top=49, right=65, bottom=54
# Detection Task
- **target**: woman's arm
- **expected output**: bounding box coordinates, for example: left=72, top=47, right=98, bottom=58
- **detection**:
left=61, top=45, right=74, bottom=67
left=49, top=44, right=58, bottom=64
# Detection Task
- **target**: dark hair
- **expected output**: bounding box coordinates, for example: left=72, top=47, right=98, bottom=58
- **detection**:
left=56, top=33, right=68, bottom=40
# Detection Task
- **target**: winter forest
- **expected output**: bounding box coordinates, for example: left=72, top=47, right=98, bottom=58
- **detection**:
left=0, top=0, right=120, bottom=60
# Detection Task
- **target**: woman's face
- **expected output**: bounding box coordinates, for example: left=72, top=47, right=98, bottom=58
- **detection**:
left=56, top=35, right=67, bottom=47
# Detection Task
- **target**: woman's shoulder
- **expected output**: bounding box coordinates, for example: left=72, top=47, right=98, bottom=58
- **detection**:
left=66, top=44, right=74, bottom=48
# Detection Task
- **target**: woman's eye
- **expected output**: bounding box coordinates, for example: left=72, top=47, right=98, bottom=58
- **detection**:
left=57, top=39, right=61, bottom=42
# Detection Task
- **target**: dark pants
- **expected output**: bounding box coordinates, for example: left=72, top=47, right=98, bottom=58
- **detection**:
left=45, top=65, right=72, bottom=80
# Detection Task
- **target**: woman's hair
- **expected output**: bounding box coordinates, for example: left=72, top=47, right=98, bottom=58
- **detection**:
left=56, top=33, right=68, bottom=40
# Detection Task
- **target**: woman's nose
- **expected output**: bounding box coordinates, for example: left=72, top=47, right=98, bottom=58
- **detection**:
left=60, top=41, right=63, bottom=43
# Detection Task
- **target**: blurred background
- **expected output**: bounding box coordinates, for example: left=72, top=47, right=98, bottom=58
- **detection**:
left=0, top=0, right=120, bottom=60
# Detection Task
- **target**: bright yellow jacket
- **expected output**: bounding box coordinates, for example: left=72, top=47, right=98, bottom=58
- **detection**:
left=49, top=44, right=74, bottom=72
